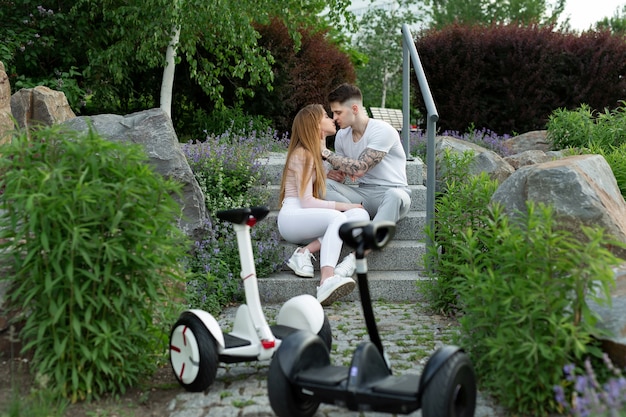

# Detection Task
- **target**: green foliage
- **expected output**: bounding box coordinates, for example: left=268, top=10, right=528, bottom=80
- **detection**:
left=353, top=0, right=424, bottom=111
left=423, top=151, right=624, bottom=415
left=597, top=143, right=626, bottom=197
left=595, top=4, right=626, bottom=34
left=0, top=0, right=356, bottom=122
left=592, top=104, right=626, bottom=148
left=547, top=102, right=626, bottom=196
left=425, top=0, right=565, bottom=28
left=422, top=150, right=500, bottom=314
left=174, top=102, right=274, bottom=140
left=2, top=389, right=68, bottom=417
left=546, top=104, right=596, bottom=149
left=0, top=126, right=188, bottom=402
left=0, top=1, right=90, bottom=112
left=413, top=24, right=626, bottom=135
left=453, top=202, right=621, bottom=415
left=13, top=68, right=89, bottom=113
left=420, top=152, right=623, bottom=416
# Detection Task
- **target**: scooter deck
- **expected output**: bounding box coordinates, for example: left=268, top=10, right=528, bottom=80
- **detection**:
left=295, top=365, right=421, bottom=413
left=220, top=324, right=300, bottom=363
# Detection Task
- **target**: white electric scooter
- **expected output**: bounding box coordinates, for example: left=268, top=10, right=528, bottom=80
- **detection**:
left=169, top=206, right=331, bottom=392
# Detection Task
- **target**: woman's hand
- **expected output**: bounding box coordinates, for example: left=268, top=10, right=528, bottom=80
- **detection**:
left=327, top=169, right=346, bottom=182
left=337, top=202, right=364, bottom=212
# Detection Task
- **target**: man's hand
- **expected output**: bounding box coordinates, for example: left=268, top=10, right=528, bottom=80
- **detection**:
left=327, top=169, right=346, bottom=182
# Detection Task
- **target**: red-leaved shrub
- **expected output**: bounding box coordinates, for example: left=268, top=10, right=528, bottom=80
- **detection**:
left=413, top=24, right=626, bottom=135
left=252, top=18, right=356, bottom=134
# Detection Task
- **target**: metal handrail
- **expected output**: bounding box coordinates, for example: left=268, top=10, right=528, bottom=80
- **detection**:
left=401, top=23, right=438, bottom=256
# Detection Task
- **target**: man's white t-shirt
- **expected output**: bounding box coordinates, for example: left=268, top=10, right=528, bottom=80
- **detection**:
left=334, top=119, right=408, bottom=187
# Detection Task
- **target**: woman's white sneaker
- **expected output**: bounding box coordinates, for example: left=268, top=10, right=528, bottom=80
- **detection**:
left=316, top=275, right=356, bottom=306
left=335, top=253, right=356, bottom=277
left=286, top=247, right=314, bottom=278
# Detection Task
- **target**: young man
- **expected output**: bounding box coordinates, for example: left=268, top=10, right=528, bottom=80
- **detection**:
left=323, top=83, right=412, bottom=225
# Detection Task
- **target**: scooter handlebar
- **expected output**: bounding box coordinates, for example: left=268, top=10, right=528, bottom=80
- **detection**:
left=338, top=220, right=396, bottom=254
left=216, top=206, right=270, bottom=225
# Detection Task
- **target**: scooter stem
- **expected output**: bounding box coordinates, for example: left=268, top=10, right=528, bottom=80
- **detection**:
left=355, top=248, right=386, bottom=362
left=233, top=222, right=274, bottom=345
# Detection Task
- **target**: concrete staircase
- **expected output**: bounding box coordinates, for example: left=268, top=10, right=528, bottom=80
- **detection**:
left=255, top=153, right=430, bottom=303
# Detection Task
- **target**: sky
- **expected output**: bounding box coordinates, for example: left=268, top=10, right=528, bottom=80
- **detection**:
left=559, top=0, right=625, bottom=30
left=346, top=0, right=626, bottom=31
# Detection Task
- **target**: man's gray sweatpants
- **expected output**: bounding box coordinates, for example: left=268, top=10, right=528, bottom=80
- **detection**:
left=325, top=179, right=411, bottom=223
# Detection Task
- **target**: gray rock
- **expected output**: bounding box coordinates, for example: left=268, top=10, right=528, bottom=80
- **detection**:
left=435, top=136, right=515, bottom=191
left=502, top=130, right=552, bottom=154
left=0, top=61, right=14, bottom=144
left=11, top=85, right=76, bottom=129
left=504, top=149, right=554, bottom=169
left=62, top=109, right=208, bottom=239
left=491, top=154, right=626, bottom=259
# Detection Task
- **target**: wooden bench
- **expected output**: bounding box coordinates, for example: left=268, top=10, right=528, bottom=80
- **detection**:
left=368, top=107, right=405, bottom=132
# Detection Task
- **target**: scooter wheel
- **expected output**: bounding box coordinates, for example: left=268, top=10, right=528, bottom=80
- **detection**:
left=421, top=350, right=476, bottom=417
left=317, top=314, right=332, bottom=352
left=268, top=353, right=320, bottom=417
left=169, top=312, right=218, bottom=392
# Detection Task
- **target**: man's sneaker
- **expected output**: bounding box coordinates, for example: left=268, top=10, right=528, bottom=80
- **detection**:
left=286, top=248, right=314, bottom=278
left=317, top=275, right=356, bottom=306
left=335, top=253, right=356, bottom=277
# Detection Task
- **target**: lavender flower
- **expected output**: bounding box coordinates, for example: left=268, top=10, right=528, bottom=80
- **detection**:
left=411, top=127, right=512, bottom=160
left=182, top=125, right=285, bottom=314
left=555, top=356, right=626, bottom=417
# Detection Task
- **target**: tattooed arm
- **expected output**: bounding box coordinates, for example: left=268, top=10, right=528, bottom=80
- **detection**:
left=323, top=147, right=386, bottom=178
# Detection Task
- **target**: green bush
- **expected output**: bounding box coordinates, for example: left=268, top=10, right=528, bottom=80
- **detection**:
left=173, top=99, right=275, bottom=141
left=547, top=102, right=626, bottom=196
left=546, top=104, right=596, bottom=149
left=0, top=126, right=188, bottom=402
left=598, top=143, right=626, bottom=197
left=454, top=202, right=621, bottom=415
left=422, top=149, right=500, bottom=314
left=423, top=151, right=624, bottom=415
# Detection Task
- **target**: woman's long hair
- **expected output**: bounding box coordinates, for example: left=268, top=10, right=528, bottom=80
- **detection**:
left=279, top=104, right=327, bottom=204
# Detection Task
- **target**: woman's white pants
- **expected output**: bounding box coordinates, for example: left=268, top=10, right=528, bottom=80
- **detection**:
left=278, top=197, right=370, bottom=268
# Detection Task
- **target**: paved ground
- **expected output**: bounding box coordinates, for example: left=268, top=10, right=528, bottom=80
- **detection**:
left=166, top=300, right=509, bottom=417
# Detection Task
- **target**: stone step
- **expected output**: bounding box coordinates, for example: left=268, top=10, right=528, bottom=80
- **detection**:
left=257, top=270, right=431, bottom=303
left=258, top=152, right=424, bottom=186
left=261, top=184, right=427, bottom=212
left=256, top=152, right=428, bottom=303
left=266, top=210, right=427, bottom=241
left=276, top=240, right=426, bottom=272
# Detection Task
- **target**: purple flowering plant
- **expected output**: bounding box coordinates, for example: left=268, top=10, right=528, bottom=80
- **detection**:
left=410, top=124, right=512, bottom=160
left=181, top=126, right=288, bottom=314
left=554, top=354, right=626, bottom=417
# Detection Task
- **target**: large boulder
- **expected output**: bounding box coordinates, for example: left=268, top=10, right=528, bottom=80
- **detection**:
left=11, top=85, right=76, bottom=129
left=62, top=109, right=208, bottom=239
left=491, top=154, right=626, bottom=259
left=502, top=130, right=552, bottom=154
left=491, top=152, right=626, bottom=369
left=0, top=62, right=13, bottom=144
left=435, top=136, right=515, bottom=191
left=504, top=149, right=555, bottom=169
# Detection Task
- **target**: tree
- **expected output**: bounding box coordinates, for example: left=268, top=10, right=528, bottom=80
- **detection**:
left=353, top=0, right=425, bottom=111
left=0, top=0, right=355, bottom=116
left=425, top=0, right=565, bottom=28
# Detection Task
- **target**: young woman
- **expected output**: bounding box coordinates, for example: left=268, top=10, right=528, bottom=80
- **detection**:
left=277, top=104, right=369, bottom=306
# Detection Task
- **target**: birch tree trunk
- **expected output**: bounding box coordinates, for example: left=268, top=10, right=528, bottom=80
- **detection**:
left=160, top=26, right=180, bottom=118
